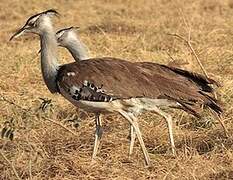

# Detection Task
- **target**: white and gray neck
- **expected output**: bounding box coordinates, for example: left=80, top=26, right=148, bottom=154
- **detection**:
left=40, top=28, right=59, bottom=93
left=65, top=37, right=90, bottom=61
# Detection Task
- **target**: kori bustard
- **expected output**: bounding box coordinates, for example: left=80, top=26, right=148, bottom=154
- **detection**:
left=55, top=26, right=226, bottom=157
left=10, top=10, right=223, bottom=166
left=55, top=27, right=143, bottom=158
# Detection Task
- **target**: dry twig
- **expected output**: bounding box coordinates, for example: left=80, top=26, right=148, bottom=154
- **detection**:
left=0, top=94, right=78, bottom=137
left=42, top=117, right=79, bottom=137
left=0, top=150, right=22, bottom=180
left=167, top=33, right=209, bottom=79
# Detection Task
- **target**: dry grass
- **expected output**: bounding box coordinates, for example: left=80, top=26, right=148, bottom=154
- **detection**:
left=1, top=0, right=233, bottom=179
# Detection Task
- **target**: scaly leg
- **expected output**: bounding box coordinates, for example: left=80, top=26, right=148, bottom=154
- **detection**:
left=92, top=113, right=103, bottom=160
left=129, top=125, right=136, bottom=157
left=153, top=107, right=176, bottom=156
left=119, top=111, right=151, bottom=166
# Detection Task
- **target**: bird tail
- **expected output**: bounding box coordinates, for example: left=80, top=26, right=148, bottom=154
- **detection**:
left=162, top=66, right=223, bottom=115
left=199, top=91, right=223, bottom=116
left=161, top=65, right=220, bottom=92
left=165, top=92, right=223, bottom=118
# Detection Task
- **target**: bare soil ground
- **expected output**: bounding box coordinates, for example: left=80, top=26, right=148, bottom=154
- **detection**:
left=1, top=0, right=233, bottom=179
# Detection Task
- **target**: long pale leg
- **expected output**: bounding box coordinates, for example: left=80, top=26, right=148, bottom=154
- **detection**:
left=153, top=107, right=176, bottom=156
left=128, top=108, right=226, bottom=157
left=129, top=108, right=176, bottom=156
left=92, top=113, right=103, bottom=160
left=129, top=125, right=136, bottom=157
left=120, top=111, right=151, bottom=166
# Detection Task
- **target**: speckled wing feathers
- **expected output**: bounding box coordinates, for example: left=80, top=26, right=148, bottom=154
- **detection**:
left=64, top=79, right=116, bottom=102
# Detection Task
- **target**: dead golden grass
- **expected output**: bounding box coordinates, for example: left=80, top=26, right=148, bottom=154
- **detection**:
left=1, top=0, right=233, bottom=179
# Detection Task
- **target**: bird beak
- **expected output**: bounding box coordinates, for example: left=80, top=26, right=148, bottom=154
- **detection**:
left=73, top=26, right=80, bottom=30
left=9, top=25, right=27, bottom=41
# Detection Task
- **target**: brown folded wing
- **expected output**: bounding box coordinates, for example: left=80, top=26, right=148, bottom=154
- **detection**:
left=57, top=57, right=222, bottom=116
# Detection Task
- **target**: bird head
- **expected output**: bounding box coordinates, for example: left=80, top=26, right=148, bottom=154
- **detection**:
left=10, top=9, right=59, bottom=41
left=56, top=26, right=80, bottom=47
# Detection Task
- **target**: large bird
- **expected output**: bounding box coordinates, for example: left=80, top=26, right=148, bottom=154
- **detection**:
left=10, top=10, right=222, bottom=166
left=55, top=26, right=225, bottom=157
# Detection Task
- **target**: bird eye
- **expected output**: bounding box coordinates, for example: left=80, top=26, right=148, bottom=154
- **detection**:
left=28, top=21, right=35, bottom=27
left=58, top=37, right=63, bottom=42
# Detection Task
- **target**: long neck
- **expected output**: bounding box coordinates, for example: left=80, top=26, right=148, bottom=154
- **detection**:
left=66, top=37, right=90, bottom=61
left=40, top=29, right=59, bottom=93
